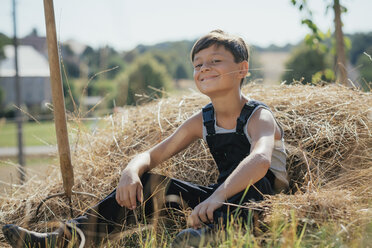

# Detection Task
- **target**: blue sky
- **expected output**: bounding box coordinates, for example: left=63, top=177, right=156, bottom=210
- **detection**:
left=0, top=0, right=370, bottom=51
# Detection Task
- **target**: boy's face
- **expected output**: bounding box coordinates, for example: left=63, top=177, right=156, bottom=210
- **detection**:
left=192, top=45, right=248, bottom=97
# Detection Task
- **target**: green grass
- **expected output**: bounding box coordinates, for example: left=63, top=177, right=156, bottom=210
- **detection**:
left=0, top=120, right=101, bottom=147
left=90, top=211, right=372, bottom=248
left=0, top=121, right=57, bottom=147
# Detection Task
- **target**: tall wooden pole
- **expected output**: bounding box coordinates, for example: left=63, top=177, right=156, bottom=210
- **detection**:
left=333, top=0, right=348, bottom=85
left=12, top=0, right=25, bottom=183
left=43, top=0, right=74, bottom=198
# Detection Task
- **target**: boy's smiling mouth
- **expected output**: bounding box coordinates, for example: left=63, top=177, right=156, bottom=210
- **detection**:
left=200, top=75, right=219, bottom=82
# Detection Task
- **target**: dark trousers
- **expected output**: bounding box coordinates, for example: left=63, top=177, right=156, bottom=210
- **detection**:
left=69, top=172, right=273, bottom=244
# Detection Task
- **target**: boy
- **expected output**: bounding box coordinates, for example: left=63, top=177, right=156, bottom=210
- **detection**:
left=2, top=30, right=288, bottom=247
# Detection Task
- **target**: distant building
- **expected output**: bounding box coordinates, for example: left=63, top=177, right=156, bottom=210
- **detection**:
left=0, top=45, right=51, bottom=107
left=20, top=29, right=48, bottom=58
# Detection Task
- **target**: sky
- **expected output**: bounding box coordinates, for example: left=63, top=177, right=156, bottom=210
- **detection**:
left=0, top=0, right=371, bottom=51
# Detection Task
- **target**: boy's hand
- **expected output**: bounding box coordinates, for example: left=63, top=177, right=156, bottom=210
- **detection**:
left=115, top=168, right=143, bottom=210
left=187, top=193, right=225, bottom=229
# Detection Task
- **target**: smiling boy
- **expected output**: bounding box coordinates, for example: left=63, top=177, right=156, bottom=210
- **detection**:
left=2, top=30, right=288, bottom=247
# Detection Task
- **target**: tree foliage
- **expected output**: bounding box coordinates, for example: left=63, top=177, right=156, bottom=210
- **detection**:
left=126, top=40, right=194, bottom=80
left=281, top=44, right=331, bottom=84
left=62, top=77, right=79, bottom=112
left=290, top=0, right=349, bottom=84
left=82, top=45, right=125, bottom=80
left=115, top=55, right=172, bottom=105
left=357, top=47, right=372, bottom=90
left=0, top=33, right=12, bottom=60
left=349, top=32, right=372, bottom=65
left=175, top=64, right=188, bottom=79
left=61, top=44, right=80, bottom=78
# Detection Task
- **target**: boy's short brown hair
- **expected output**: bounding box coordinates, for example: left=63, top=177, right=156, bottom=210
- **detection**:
left=190, top=30, right=250, bottom=63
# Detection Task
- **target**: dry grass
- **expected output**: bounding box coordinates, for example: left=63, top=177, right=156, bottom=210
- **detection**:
left=0, top=83, right=371, bottom=247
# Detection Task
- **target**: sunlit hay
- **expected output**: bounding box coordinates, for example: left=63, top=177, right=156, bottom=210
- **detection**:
left=0, top=83, right=371, bottom=246
left=249, top=189, right=372, bottom=246
left=253, top=189, right=369, bottom=224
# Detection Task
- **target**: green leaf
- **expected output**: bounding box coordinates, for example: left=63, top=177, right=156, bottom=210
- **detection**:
left=324, top=69, right=335, bottom=81
left=318, top=44, right=326, bottom=53
left=326, top=29, right=332, bottom=38
left=301, top=19, right=318, bottom=34
left=312, top=71, right=323, bottom=84
left=304, top=34, right=314, bottom=46
left=318, top=30, right=325, bottom=40
left=344, top=37, right=352, bottom=50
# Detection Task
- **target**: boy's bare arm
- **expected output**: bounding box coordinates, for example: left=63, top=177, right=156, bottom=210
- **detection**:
left=188, top=108, right=276, bottom=228
left=116, top=112, right=203, bottom=209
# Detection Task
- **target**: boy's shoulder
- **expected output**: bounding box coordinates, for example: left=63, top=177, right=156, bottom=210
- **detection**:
left=244, top=99, right=270, bottom=110
left=180, top=110, right=204, bottom=139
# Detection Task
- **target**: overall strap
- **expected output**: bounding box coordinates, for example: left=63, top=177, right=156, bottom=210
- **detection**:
left=236, top=102, right=257, bottom=135
left=202, top=103, right=216, bottom=135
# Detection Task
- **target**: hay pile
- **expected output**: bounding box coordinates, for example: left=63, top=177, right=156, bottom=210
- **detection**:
left=0, top=84, right=371, bottom=246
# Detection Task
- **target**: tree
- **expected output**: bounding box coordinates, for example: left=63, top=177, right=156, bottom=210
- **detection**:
left=127, top=40, right=194, bottom=80
left=281, top=44, right=331, bottom=84
left=357, top=47, right=372, bottom=91
left=291, top=0, right=349, bottom=85
left=62, top=77, right=79, bottom=112
left=81, top=45, right=124, bottom=80
left=333, top=0, right=347, bottom=85
left=0, top=33, right=11, bottom=60
left=349, top=32, right=372, bottom=65
left=175, top=64, right=188, bottom=79
left=61, top=44, right=80, bottom=78
left=115, top=55, right=172, bottom=105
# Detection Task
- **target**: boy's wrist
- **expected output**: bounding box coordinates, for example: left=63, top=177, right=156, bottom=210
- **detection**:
left=122, top=153, right=151, bottom=176
left=212, top=188, right=227, bottom=201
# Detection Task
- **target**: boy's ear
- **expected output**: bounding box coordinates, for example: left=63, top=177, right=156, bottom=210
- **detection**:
left=239, top=61, right=249, bottom=78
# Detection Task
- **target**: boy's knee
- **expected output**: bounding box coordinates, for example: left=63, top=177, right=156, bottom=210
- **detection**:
left=141, top=172, right=169, bottom=196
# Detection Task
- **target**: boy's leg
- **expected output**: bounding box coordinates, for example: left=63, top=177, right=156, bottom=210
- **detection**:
left=213, top=175, right=273, bottom=226
left=2, top=172, right=215, bottom=247
left=70, top=172, right=215, bottom=244
left=172, top=176, right=273, bottom=247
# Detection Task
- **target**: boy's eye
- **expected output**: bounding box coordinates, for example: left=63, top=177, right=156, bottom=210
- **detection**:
left=212, top=59, right=221, bottom=63
left=194, top=64, right=202, bottom=69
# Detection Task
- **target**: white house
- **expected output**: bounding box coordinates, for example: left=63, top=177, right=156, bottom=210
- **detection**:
left=0, top=45, right=51, bottom=107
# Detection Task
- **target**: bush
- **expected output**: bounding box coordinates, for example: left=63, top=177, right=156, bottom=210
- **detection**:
left=281, top=44, right=330, bottom=84
left=356, top=46, right=372, bottom=91
left=0, top=104, right=17, bottom=119
left=115, top=55, right=172, bottom=105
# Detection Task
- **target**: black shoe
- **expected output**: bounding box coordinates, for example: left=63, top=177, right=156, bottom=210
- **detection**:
left=2, top=224, right=60, bottom=248
left=171, top=226, right=215, bottom=248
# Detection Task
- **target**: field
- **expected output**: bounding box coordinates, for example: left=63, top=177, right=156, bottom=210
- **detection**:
left=0, top=120, right=99, bottom=148
left=0, top=84, right=371, bottom=247
left=0, top=121, right=56, bottom=147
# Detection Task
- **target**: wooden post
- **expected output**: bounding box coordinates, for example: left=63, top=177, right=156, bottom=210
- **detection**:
left=12, top=0, right=25, bottom=183
left=43, top=0, right=74, bottom=198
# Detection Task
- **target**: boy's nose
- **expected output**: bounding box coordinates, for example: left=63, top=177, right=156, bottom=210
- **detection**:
left=200, top=63, right=211, bottom=72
